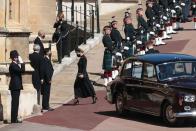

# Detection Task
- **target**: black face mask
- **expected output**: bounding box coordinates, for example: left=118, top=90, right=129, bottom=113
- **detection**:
left=77, top=54, right=81, bottom=57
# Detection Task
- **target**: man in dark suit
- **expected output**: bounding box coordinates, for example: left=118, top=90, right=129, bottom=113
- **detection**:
left=34, top=30, right=45, bottom=57
left=9, top=50, right=25, bottom=123
left=29, top=44, right=43, bottom=105
left=41, top=48, right=54, bottom=111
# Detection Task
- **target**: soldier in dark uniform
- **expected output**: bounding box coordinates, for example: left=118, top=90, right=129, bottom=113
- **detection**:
left=124, top=17, right=136, bottom=42
left=136, top=8, right=149, bottom=54
left=34, top=30, right=45, bottom=57
left=41, top=48, right=54, bottom=111
left=9, top=50, right=25, bottom=123
left=110, top=20, right=123, bottom=49
left=53, top=12, right=69, bottom=63
left=181, top=0, right=192, bottom=22
left=29, top=44, right=43, bottom=105
left=192, top=0, right=196, bottom=29
left=102, top=26, right=113, bottom=86
left=145, top=0, right=156, bottom=30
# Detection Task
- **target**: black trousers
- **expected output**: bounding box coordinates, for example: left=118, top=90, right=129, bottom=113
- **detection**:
left=56, top=41, right=62, bottom=63
left=11, top=90, right=20, bottom=122
left=42, top=82, right=51, bottom=109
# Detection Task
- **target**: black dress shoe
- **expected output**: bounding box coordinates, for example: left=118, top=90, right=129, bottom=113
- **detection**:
left=42, top=107, right=54, bottom=111
left=73, top=99, right=79, bottom=105
left=92, top=97, right=98, bottom=104
left=11, top=120, right=22, bottom=123
left=47, top=107, right=54, bottom=111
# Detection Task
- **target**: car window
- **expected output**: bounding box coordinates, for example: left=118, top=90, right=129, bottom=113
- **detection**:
left=132, top=61, right=143, bottom=79
left=122, top=61, right=132, bottom=77
left=143, top=63, right=157, bottom=81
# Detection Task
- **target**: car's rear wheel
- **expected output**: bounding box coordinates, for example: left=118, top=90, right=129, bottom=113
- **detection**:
left=162, top=102, right=180, bottom=126
left=115, top=92, right=127, bottom=115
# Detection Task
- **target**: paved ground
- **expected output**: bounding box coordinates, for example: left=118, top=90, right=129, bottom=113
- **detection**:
left=1, top=2, right=196, bottom=131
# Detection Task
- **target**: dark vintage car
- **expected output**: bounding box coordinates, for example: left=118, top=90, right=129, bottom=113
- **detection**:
left=106, top=53, right=196, bottom=125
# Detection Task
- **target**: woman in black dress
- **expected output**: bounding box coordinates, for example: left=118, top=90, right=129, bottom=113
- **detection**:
left=73, top=48, right=97, bottom=104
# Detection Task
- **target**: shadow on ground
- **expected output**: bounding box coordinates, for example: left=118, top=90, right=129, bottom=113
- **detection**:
left=95, top=110, right=196, bottom=128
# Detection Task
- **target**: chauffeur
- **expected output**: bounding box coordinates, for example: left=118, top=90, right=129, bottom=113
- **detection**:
left=9, top=50, right=25, bottom=123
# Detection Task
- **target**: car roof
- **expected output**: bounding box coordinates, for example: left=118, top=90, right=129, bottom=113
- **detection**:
left=127, top=53, right=196, bottom=65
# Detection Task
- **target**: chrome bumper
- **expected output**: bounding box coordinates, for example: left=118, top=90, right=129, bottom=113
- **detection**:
left=174, top=111, right=196, bottom=117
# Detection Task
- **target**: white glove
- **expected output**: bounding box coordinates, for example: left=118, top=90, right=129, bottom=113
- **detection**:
left=137, top=40, right=142, bottom=45
left=166, top=8, right=169, bottom=11
left=181, top=3, right=185, bottom=6
left=150, top=31, right=155, bottom=35
left=124, top=46, right=129, bottom=50
left=156, top=24, right=161, bottom=28
left=193, top=5, right=196, bottom=8
left=171, top=9, right=176, bottom=13
left=173, top=0, right=176, bottom=3
left=126, top=37, right=130, bottom=41
left=116, top=52, right=122, bottom=57
left=163, top=16, right=168, bottom=20
left=18, top=56, right=24, bottom=63
left=175, top=5, right=181, bottom=9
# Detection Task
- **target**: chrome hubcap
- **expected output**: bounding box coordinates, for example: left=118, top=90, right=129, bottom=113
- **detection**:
left=166, top=105, right=176, bottom=122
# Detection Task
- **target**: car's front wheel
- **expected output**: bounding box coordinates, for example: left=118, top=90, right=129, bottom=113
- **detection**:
left=115, top=92, right=127, bottom=115
left=162, top=102, right=180, bottom=125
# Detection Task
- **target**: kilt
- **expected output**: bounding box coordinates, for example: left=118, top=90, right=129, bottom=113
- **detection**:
left=194, top=17, right=196, bottom=22
left=141, top=33, right=148, bottom=43
left=102, top=49, right=113, bottom=71
left=104, top=71, right=112, bottom=78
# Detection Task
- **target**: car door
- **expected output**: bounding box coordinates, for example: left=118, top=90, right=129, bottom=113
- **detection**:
left=140, top=63, right=165, bottom=114
left=121, top=60, right=143, bottom=109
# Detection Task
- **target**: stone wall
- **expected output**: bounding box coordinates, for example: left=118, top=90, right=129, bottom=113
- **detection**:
left=27, top=0, right=56, bottom=35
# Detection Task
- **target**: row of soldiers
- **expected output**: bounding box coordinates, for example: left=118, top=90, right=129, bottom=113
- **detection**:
left=102, top=0, right=196, bottom=86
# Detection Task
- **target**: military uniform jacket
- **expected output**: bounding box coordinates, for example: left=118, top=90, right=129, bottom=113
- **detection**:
left=159, top=0, right=169, bottom=9
left=102, top=34, right=113, bottom=51
left=110, top=28, right=123, bottom=47
left=124, top=24, right=136, bottom=41
left=41, top=57, right=54, bottom=84
left=9, top=62, right=25, bottom=90
left=146, top=7, right=156, bottom=28
left=34, top=37, right=44, bottom=56
left=152, top=1, right=161, bottom=17
left=137, top=16, right=148, bottom=33
left=192, top=0, right=196, bottom=16
left=29, top=52, right=43, bottom=88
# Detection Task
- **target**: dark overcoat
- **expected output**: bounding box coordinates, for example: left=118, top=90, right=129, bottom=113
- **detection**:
left=74, top=55, right=95, bottom=98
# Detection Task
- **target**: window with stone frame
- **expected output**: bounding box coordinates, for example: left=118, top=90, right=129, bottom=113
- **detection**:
left=9, top=0, right=20, bottom=23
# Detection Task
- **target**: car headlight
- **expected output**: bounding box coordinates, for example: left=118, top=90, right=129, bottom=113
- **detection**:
left=184, top=95, right=195, bottom=102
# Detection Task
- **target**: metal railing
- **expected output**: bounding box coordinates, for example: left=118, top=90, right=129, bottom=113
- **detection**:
left=56, top=1, right=100, bottom=43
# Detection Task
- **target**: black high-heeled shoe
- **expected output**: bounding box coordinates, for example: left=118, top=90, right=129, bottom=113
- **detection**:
left=73, top=99, right=79, bottom=105
left=92, top=97, right=98, bottom=104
